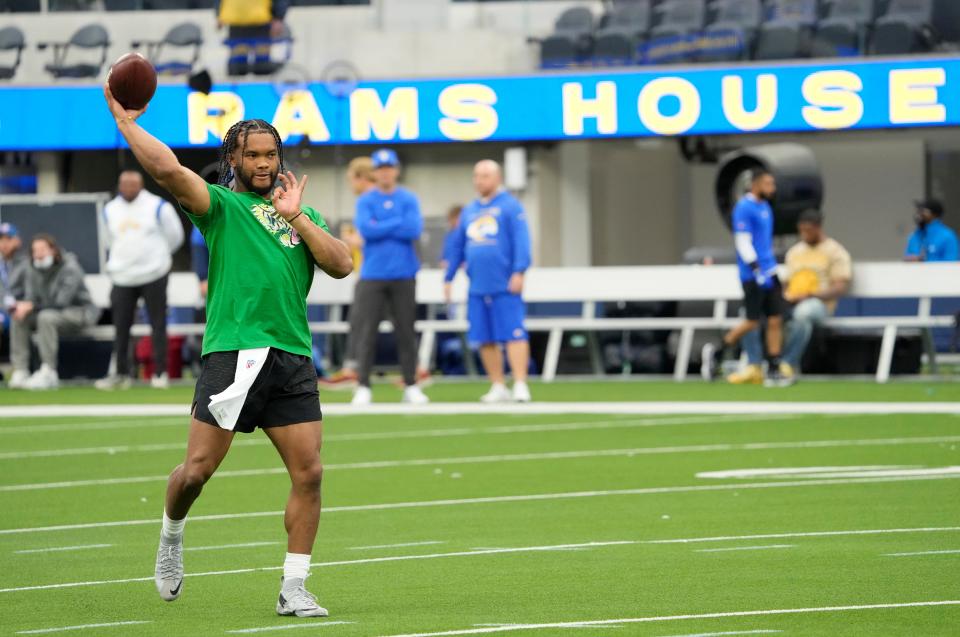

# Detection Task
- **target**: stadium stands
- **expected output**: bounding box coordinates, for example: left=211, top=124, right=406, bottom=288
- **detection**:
left=39, top=23, right=109, bottom=79
left=869, top=0, right=937, bottom=55
left=645, top=0, right=707, bottom=64
left=0, top=25, right=24, bottom=79
left=698, top=0, right=763, bottom=62
left=539, top=6, right=596, bottom=69
left=813, top=0, right=878, bottom=58
left=133, top=21, right=203, bottom=76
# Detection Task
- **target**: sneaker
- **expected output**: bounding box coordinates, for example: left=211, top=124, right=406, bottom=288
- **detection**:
left=150, top=373, right=169, bottom=389
left=94, top=375, right=132, bottom=391
left=700, top=343, right=723, bottom=381
left=764, top=364, right=788, bottom=388
left=402, top=385, right=430, bottom=404
left=23, top=365, right=58, bottom=391
left=778, top=362, right=798, bottom=387
left=318, top=368, right=359, bottom=392
left=480, top=383, right=512, bottom=404
left=512, top=381, right=531, bottom=403
left=351, top=385, right=373, bottom=406
left=7, top=369, right=29, bottom=389
left=277, top=576, right=328, bottom=618
left=155, top=540, right=184, bottom=602
left=726, top=364, right=763, bottom=385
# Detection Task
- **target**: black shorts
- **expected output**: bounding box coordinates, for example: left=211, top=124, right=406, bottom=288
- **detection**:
left=742, top=276, right=785, bottom=322
left=192, top=348, right=322, bottom=434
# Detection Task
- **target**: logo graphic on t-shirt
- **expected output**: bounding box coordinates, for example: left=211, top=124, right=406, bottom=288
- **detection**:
left=467, top=214, right=499, bottom=243
left=250, top=203, right=301, bottom=248
left=246, top=359, right=257, bottom=369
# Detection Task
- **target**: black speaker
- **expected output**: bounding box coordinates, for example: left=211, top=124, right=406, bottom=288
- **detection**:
left=715, top=143, right=823, bottom=235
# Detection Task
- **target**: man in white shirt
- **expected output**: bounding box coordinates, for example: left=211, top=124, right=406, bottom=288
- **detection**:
left=96, top=170, right=184, bottom=389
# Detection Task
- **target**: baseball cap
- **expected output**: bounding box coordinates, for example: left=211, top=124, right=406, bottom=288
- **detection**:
left=914, top=199, right=945, bottom=217
left=372, top=148, right=399, bottom=168
left=0, top=222, right=18, bottom=238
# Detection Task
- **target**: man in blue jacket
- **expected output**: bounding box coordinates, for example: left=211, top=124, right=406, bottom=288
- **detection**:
left=351, top=149, right=429, bottom=406
left=444, top=160, right=532, bottom=403
left=904, top=199, right=959, bottom=262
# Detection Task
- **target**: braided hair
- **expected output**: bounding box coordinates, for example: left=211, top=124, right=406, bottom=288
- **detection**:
left=216, top=119, right=285, bottom=189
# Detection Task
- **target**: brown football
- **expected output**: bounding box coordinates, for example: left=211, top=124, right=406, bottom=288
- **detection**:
left=108, top=53, right=157, bottom=111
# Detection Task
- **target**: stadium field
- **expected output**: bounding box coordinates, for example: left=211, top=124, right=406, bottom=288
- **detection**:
left=1, top=382, right=958, bottom=636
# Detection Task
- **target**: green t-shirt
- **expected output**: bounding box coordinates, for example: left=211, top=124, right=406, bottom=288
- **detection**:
left=184, top=184, right=330, bottom=357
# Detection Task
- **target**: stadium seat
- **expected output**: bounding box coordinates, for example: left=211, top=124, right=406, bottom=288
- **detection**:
left=40, top=24, right=109, bottom=80
left=813, top=0, right=878, bottom=57
left=104, top=0, right=142, bottom=9
left=699, top=0, right=763, bottom=62
left=0, top=26, right=24, bottom=80
left=753, top=0, right=818, bottom=60
left=134, top=22, right=202, bottom=76
left=869, top=0, right=936, bottom=55
left=3, top=0, right=40, bottom=9
left=540, top=6, right=596, bottom=68
left=645, top=0, right=706, bottom=63
left=593, top=1, right=651, bottom=65
left=540, top=33, right=580, bottom=69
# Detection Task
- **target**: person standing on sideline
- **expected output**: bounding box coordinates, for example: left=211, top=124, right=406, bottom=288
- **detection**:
left=444, top=160, right=532, bottom=403
left=106, top=84, right=353, bottom=615
left=0, top=223, right=28, bottom=329
left=9, top=234, right=99, bottom=390
left=904, top=199, right=959, bottom=262
left=730, top=210, right=851, bottom=385
left=350, top=149, right=429, bottom=406
left=96, top=170, right=184, bottom=390
left=702, top=170, right=789, bottom=387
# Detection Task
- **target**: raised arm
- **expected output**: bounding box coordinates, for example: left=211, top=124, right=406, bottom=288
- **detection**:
left=274, top=172, right=353, bottom=279
left=105, top=83, right=210, bottom=215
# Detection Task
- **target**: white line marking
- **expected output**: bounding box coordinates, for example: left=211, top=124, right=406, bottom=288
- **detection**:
left=376, top=601, right=960, bottom=637
left=642, top=526, right=960, bottom=544
left=13, top=544, right=112, bottom=555
left=5, top=478, right=960, bottom=537
left=225, top=621, right=355, bottom=633
left=0, top=541, right=635, bottom=593
left=2, top=401, right=960, bottom=419
left=698, top=466, right=960, bottom=480
left=4, top=436, right=957, bottom=491
left=349, top=541, right=445, bottom=550
left=883, top=549, right=960, bottom=557
left=694, top=545, right=795, bottom=553
left=16, top=621, right=150, bottom=634
left=184, top=541, right=281, bottom=552
left=655, top=631, right=782, bottom=637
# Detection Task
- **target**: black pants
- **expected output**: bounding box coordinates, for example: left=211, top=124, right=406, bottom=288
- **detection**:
left=110, top=274, right=168, bottom=376
left=352, top=278, right=417, bottom=387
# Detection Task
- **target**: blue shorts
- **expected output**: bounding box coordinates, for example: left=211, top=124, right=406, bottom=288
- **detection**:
left=467, top=293, right=528, bottom=345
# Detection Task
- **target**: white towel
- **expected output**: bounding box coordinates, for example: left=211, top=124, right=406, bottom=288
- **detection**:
left=207, top=347, right=270, bottom=431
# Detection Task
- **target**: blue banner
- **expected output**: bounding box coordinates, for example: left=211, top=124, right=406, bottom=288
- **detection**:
left=0, top=56, right=957, bottom=150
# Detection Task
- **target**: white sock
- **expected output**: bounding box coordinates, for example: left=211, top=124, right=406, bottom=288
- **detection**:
left=283, top=552, right=311, bottom=584
left=161, top=511, right=185, bottom=545
left=514, top=380, right=528, bottom=390
left=490, top=382, right=507, bottom=392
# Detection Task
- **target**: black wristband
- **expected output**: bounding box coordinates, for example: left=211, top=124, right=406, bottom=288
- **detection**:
left=288, top=210, right=304, bottom=224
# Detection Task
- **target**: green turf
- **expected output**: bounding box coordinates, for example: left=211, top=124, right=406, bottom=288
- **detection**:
left=0, top=390, right=959, bottom=635
left=0, top=378, right=958, bottom=404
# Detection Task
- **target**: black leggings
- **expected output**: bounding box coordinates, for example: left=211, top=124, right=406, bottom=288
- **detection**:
left=110, top=274, right=168, bottom=376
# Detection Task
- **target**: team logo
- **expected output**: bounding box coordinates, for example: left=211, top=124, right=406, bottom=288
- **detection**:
left=466, top=214, right=499, bottom=243
left=250, top=203, right=301, bottom=248
left=246, top=359, right=257, bottom=369
left=384, top=200, right=394, bottom=210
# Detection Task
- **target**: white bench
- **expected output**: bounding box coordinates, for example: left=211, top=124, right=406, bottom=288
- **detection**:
left=82, top=262, right=960, bottom=384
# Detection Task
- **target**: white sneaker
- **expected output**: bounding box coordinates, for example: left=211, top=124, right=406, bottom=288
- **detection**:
left=94, top=375, right=132, bottom=391
left=7, top=369, right=29, bottom=389
left=23, top=365, right=58, bottom=391
left=277, top=577, right=328, bottom=618
left=402, top=385, right=430, bottom=404
left=512, top=381, right=532, bottom=403
left=351, top=386, right=373, bottom=406
left=151, top=372, right=169, bottom=389
left=480, top=383, right=512, bottom=404
left=155, top=539, right=184, bottom=602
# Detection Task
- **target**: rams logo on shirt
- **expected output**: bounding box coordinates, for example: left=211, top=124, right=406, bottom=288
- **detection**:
left=250, top=203, right=302, bottom=248
left=467, top=214, right=499, bottom=243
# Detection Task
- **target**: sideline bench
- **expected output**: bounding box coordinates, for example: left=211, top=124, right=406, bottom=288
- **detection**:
left=81, top=262, right=960, bottom=384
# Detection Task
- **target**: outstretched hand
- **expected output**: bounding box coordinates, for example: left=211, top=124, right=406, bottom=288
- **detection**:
left=103, top=80, right=147, bottom=123
left=273, top=171, right=309, bottom=221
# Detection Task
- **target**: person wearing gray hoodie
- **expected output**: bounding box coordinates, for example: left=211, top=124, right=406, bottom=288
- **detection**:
left=9, top=233, right=99, bottom=390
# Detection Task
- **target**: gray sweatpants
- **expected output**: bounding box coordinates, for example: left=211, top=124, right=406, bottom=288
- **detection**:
left=351, top=278, right=418, bottom=387
left=11, top=307, right=96, bottom=372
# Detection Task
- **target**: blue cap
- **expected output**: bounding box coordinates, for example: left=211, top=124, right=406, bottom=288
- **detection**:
left=0, top=222, right=18, bottom=238
left=372, top=148, right=399, bottom=168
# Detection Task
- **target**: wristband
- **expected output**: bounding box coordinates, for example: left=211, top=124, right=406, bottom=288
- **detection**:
left=288, top=210, right=304, bottom=224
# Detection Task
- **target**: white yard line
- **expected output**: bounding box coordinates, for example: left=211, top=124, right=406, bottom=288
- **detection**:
left=4, top=436, right=957, bottom=491
left=2, top=401, right=959, bottom=419
left=225, top=622, right=355, bottom=633
left=655, top=631, right=782, bottom=637
left=4, top=478, right=960, bottom=537
left=13, top=544, right=112, bottom=555
left=883, top=549, right=960, bottom=557
left=642, top=526, right=960, bottom=544
left=376, top=601, right=960, bottom=637
left=694, top=545, right=795, bottom=553
left=349, top=541, right=445, bottom=550
left=184, top=541, right=281, bottom=552
left=0, top=417, right=185, bottom=435
left=0, top=541, right=635, bottom=594
left=16, top=621, right=150, bottom=635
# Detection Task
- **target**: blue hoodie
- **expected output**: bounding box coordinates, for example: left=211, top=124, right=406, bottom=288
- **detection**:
left=355, top=186, right=423, bottom=280
left=444, top=190, right=531, bottom=296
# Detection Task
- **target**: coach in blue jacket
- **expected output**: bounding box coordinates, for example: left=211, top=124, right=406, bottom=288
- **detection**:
left=350, top=149, right=429, bottom=406
left=444, top=160, right=532, bottom=403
